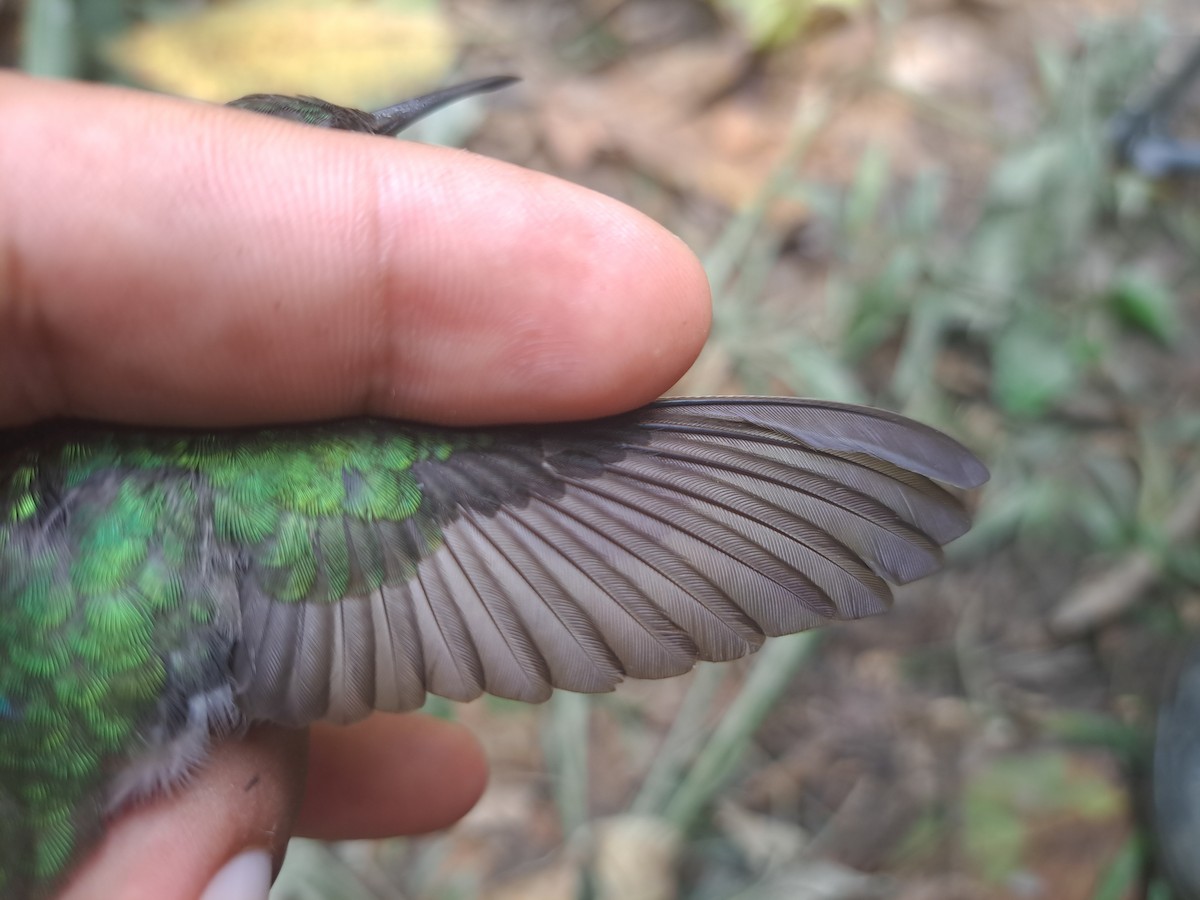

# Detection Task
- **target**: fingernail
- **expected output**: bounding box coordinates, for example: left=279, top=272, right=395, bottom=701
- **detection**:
left=200, top=849, right=272, bottom=900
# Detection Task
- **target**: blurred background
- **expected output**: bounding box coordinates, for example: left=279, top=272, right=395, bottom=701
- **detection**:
left=5, top=0, right=1200, bottom=897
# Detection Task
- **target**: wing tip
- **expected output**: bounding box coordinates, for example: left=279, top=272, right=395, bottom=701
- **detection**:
left=646, top=395, right=990, bottom=490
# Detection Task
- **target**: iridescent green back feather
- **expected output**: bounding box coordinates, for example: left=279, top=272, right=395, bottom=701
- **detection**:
left=0, top=422, right=476, bottom=896
left=0, top=447, right=226, bottom=895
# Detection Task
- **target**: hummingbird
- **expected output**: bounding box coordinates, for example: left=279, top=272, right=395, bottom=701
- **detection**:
left=0, top=77, right=989, bottom=899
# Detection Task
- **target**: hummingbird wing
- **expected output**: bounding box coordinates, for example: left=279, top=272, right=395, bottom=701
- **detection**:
left=0, top=396, right=984, bottom=890
left=227, top=398, right=987, bottom=726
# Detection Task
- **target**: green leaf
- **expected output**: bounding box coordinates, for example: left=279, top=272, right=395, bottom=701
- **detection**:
left=1106, top=270, right=1179, bottom=345
left=714, top=0, right=866, bottom=49
left=992, top=326, right=1079, bottom=416
left=845, top=144, right=891, bottom=240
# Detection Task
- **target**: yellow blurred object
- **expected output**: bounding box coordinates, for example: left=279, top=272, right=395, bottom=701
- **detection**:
left=714, top=0, right=865, bottom=49
left=592, top=816, right=682, bottom=900
left=107, top=0, right=457, bottom=107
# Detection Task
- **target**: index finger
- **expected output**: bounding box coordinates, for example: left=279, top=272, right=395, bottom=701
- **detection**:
left=0, top=74, right=711, bottom=428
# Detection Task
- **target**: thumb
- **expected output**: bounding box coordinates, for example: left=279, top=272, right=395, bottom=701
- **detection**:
left=59, top=726, right=305, bottom=900
left=57, top=714, right=488, bottom=899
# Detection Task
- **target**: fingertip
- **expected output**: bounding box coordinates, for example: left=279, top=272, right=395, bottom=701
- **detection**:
left=482, top=190, right=713, bottom=423
left=418, top=184, right=712, bottom=423
left=199, top=849, right=272, bottom=900
left=297, top=714, right=487, bottom=840
left=337, top=148, right=713, bottom=423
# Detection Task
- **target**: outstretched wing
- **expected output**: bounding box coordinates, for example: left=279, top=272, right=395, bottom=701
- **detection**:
left=230, top=398, right=987, bottom=726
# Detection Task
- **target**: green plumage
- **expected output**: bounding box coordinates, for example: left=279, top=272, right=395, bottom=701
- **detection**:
left=0, top=77, right=989, bottom=899
left=0, top=422, right=480, bottom=895
left=2, top=447, right=211, bottom=890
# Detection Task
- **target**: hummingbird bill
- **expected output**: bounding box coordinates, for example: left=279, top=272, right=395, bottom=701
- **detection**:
left=0, top=77, right=988, bottom=899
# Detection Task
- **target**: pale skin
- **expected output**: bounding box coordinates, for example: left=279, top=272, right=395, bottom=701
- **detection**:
left=0, top=73, right=712, bottom=897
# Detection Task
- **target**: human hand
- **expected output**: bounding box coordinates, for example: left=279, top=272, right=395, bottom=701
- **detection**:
left=0, top=72, right=711, bottom=898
